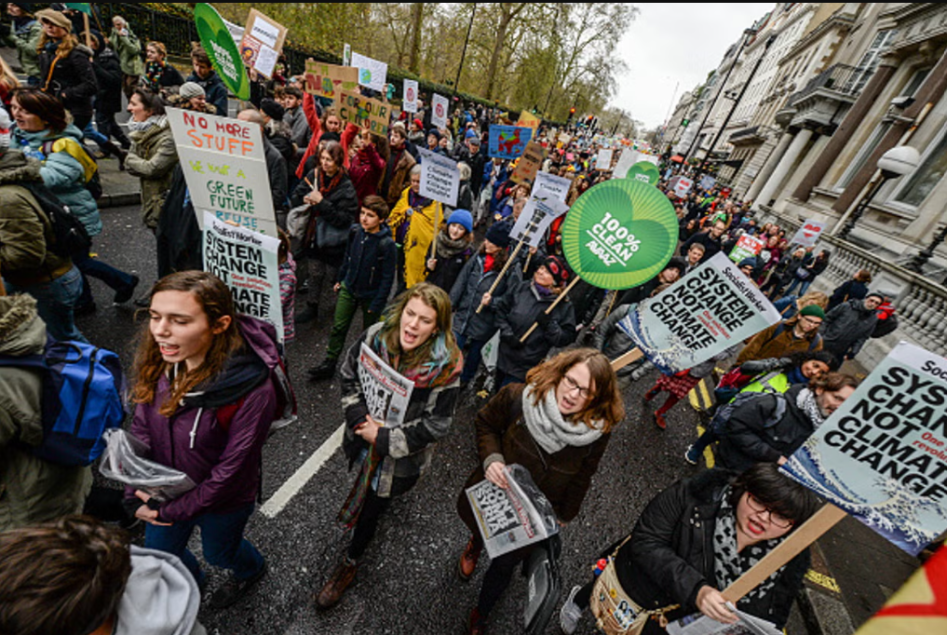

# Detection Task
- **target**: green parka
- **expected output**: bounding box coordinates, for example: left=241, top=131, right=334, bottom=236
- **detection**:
left=110, top=25, right=145, bottom=76
left=125, top=116, right=178, bottom=229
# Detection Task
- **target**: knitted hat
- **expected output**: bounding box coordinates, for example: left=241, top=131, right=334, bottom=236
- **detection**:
left=485, top=222, right=511, bottom=249
left=542, top=255, right=570, bottom=287
left=738, top=257, right=757, bottom=270
left=799, top=304, right=825, bottom=319
left=412, top=118, right=423, bottom=129
left=865, top=292, right=885, bottom=302
left=664, top=257, right=687, bottom=277
left=179, top=82, right=205, bottom=100
left=260, top=98, right=284, bottom=122
left=447, top=209, right=473, bottom=234
left=427, top=128, right=441, bottom=141
left=36, top=8, right=71, bottom=30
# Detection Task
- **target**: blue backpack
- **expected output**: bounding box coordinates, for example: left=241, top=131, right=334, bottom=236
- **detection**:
left=0, top=340, right=125, bottom=466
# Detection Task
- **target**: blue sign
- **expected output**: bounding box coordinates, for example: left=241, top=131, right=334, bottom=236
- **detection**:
left=488, top=125, right=533, bottom=160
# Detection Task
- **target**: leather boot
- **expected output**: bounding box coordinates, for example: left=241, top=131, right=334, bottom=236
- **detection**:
left=103, top=140, right=127, bottom=171
left=457, top=536, right=482, bottom=581
left=315, top=557, right=357, bottom=610
left=307, top=358, right=337, bottom=381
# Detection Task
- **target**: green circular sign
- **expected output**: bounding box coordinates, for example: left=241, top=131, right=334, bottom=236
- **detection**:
left=625, top=161, right=660, bottom=186
left=194, top=3, right=250, bottom=101
left=561, top=179, right=678, bottom=290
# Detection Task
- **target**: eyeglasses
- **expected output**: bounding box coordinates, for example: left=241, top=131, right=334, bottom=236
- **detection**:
left=800, top=317, right=822, bottom=326
left=745, top=493, right=794, bottom=529
left=561, top=375, right=591, bottom=400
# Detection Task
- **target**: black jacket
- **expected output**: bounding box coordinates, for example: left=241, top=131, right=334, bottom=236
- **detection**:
left=186, top=70, right=228, bottom=117
left=92, top=47, right=123, bottom=115
left=614, top=469, right=809, bottom=630
left=263, top=136, right=288, bottom=213
left=452, top=144, right=486, bottom=196
left=449, top=253, right=511, bottom=342
left=494, top=279, right=576, bottom=379
left=38, top=42, right=97, bottom=120
left=291, top=169, right=359, bottom=265
left=156, top=165, right=202, bottom=278
left=716, top=384, right=815, bottom=472
left=827, top=279, right=867, bottom=311
left=680, top=230, right=722, bottom=263
left=427, top=245, right=473, bottom=294
left=337, top=224, right=397, bottom=314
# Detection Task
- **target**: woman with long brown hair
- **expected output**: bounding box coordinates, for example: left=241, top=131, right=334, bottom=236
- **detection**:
left=34, top=9, right=96, bottom=130
left=456, top=348, right=624, bottom=634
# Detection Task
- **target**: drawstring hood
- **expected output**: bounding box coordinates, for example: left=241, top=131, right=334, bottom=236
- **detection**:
left=188, top=407, right=203, bottom=450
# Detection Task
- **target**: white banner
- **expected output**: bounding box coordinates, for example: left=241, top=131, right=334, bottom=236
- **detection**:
left=510, top=195, right=570, bottom=248
left=669, top=175, right=693, bottom=197
left=431, top=93, right=449, bottom=130
left=418, top=148, right=460, bottom=207
left=403, top=79, right=419, bottom=113
left=532, top=171, right=572, bottom=204
left=357, top=342, right=414, bottom=427
left=613, top=149, right=638, bottom=179
left=596, top=148, right=614, bottom=171
left=351, top=51, right=387, bottom=92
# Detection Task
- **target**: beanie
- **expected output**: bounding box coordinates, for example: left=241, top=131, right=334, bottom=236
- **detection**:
left=865, top=292, right=885, bottom=302
left=428, top=128, right=441, bottom=141
left=542, top=255, right=570, bottom=287
left=179, top=82, right=205, bottom=100
left=799, top=304, right=825, bottom=320
left=485, top=222, right=511, bottom=249
left=738, top=257, right=757, bottom=270
left=447, top=209, right=473, bottom=234
left=260, top=98, right=285, bottom=122
left=664, top=257, right=686, bottom=277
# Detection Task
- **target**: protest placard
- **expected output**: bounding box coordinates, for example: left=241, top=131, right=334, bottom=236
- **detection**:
left=626, top=160, right=660, bottom=186
left=790, top=219, right=827, bottom=248
left=403, top=79, right=419, bottom=113
left=596, top=148, right=614, bottom=171
left=351, top=51, right=387, bottom=92
left=613, top=149, right=638, bottom=179
left=510, top=141, right=544, bottom=185
left=669, top=175, right=693, bottom=197
left=617, top=252, right=781, bottom=374
left=510, top=195, right=570, bottom=248
left=700, top=175, right=717, bottom=191
left=558, top=133, right=572, bottom=146
left=168, top=108, right=277, bottom=236
left=202, top=212, right=283, bottom=341
left=559, top=179, right=679, bottom=290
left=729, top=233, right=765, bottom=263
left=431, top=93, right=449, bottom=129
left=782, top=342, right=947, bottom=556
left=303, top=59, right=358, bottom=101
left=532, top=171, right=572, bottom=204
left=417, top=148, right=460, bottom=207
left=488, top=125, right=533, bottom=160
left=517, top=110, right=541, bottom=131
left=193, top=3, right=249, bottom=100
left=357, top=342, right=414, bottom=427
left=238, top=8, right=287, bottom=78
left=336, top=90, right=391, bottom=135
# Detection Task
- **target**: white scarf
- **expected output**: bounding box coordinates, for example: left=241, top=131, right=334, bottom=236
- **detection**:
left=522, top=384, right=603, bottom=455
left=797, top=387, right=825, bottom=428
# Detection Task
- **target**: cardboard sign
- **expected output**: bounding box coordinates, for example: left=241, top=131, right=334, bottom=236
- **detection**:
left=790, top=219, right=827, bottom=248
left=238, top=8, right=287, bottom=78
left=729, top=233, right=765, bottom=263
left=510, top=141, right=544, bottom=185
left=596, top=148, right=614, bottom=171
left=351, top=51, right=387, bottom=92
left=783, top=342, right=947, bottom=556
left=417, top=148, right=460, bottom=207
left=202, top=212, right=283, bottom=341
left=168, top=108, right=277, bottom=236
left=431, top=93, right=449, bottom=129
left=403, top=79, right=419, bottom=113
left=336, top=90, right=390, bottom=136
left=303, top=59, right=358, bottom=101
left=510, top=195, right=569, bottom=248
left=558, top=133, right=572, bottom=145
left=194, top=3, right=249, bottom=100
left=488, top=125, right=533, bottom=160
left=559, top=179, right=679, bottom=290
left=532, top=171, right=572, bottom=204
left=618, top=252, right=782, bottom=374
left=517, top=110, right=541, bottom=131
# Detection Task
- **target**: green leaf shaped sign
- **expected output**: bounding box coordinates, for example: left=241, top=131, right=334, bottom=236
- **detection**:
left=626, top=161, right=660, bottom=186
left=561, top=179, right=678, bottom=290
left=194, top=3, right=250, bottom=100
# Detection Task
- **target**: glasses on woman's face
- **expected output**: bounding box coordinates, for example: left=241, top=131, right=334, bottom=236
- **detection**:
left=745, top=493, right=794, bottom=529
left=561, top=374, right=591, bottom=400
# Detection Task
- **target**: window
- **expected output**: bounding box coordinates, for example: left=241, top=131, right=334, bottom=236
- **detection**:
left=845, top=29, right=896, bottom=95
left=835, top=122, right=890, bottom=191
left=892, top=124, right=947, bottom=208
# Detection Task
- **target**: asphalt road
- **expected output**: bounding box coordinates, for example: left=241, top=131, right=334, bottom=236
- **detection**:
left=78, top=202, right=710, bottom=635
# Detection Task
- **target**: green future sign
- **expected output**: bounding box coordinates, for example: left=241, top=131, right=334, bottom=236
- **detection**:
left=194, top=3, right=250, bottom=101
left=625, top=160, right=661, bottom=186
left=561, top=179, right=678, bottom=290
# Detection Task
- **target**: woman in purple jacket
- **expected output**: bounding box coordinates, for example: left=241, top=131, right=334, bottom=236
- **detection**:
left=125, top=271, right=285, bottom=610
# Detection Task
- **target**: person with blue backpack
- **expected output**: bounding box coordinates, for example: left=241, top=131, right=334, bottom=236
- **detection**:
left=125, top=271, right=295, bottom=610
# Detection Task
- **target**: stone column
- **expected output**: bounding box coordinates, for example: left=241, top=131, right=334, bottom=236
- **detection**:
left=746, top=131, right=793, bottom=205
left=753, top=128, right=813, bottom=211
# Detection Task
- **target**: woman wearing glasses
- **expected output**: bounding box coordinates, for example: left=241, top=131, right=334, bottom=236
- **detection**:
left=558, top=463, right=820, bottom=634
left=455, top=349, right=624, bottom=635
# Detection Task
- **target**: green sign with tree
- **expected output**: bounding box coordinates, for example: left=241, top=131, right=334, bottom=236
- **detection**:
left=560, top=179, right=678, bottom=290
left=194, top=3, right=250, bottom=100
left=625, top=160, right=661, bottom=186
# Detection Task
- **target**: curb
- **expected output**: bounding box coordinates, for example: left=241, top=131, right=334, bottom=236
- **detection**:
left=795, top=542, right=855, bottom=635
left=98, top=192, right=141, bottom=209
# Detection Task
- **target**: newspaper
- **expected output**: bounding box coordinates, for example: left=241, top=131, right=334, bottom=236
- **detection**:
left=466, top=464, right=559, bottom=558
left=99, top=429, right=196, bottom=502
left=357, top=342, right=414, bottom=427
left=667, top=608, right=781, bottom=635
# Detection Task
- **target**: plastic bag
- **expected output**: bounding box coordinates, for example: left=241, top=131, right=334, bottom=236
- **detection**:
left=99, top=429, right=196, bottom=501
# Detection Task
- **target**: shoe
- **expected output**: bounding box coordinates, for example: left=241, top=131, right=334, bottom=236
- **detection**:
left=466, top=607, right=487, bottom=635
left=207, top=560, right=267, bottom=610
left=295, top=303, right=319, bottom=324
left=457, top=536, right=482, bottom=581
left=75, top=302, right=97, bottom=316
left=684, top=444, right=700, bottom=466
left=114, top=275, right=140, bottom=304
left=559, top=585, right=584, bottom=635
left=652, top=411, right=667, bottom=430
left=307, top=358, right=337, bottom=381
left=315, top=557, right=357, bottom=610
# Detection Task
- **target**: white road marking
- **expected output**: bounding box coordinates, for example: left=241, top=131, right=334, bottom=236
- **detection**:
left=260, top=424, right=345, bottom=518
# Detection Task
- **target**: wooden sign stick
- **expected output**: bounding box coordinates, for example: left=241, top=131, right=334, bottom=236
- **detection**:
left=476, top=240, right=525, bottom=314
left=430, top=203, right=441, bottom=261
left=723, top=502, right=847, bottom=603
left=522, top=251, right=533, bottom=274
left=518, top=276, right=582, bottom=342
left=610, top=347, right=643, bottom=371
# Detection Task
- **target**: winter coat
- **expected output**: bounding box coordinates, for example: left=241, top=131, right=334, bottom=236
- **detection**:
left=283, top=106, right=311, bottom=152
left=494, top=279, right=577, bottom=380
left=185, top=70, right=228, bottom=118
left=348, top=142, right=387, bottom=205
left=827, top=279, right=868, bottom=311
left=450, top=252, right=511, bottom=342
left=110, top=26, right=145, bottom=77
left=821, top=299, right=878, bottom=360
left=340, top=322, right=462, bottom=498
left=0, top=150, right=72, bottom=286
left=291, top=168, right=359, bottom=265
left=389, top=188, right=444, bottom=288
left=156, top=166, right=202, bottom=277
left=426, top=243, right=473, bottom=293
left=0, top=295, right=92, bottom=532
left=141, top=60, right=185, bottom=93
left=457, top=383, right=610, bottom=530
left=679, top=230, right=722, bottom=263
left=125, top=317, right=281, bottom=523
left=796, top=254, right=829, bottom=281
left=14, top=124, right=101, bottom=237
left=736, top=318, right=823, bottom=365
left=716, top=384, right=816, bottom=472
left=617, top=276, right=660, bottom=308
left=265, top=121, right=295, bottom=176
left=336, top=224, right=397, bottom=315
left=383, top=146, right=417, bottom=208
left=92, top=46, right=123, bottom=115
left=615, top=469, right=808, bottom=629
left=594, top=303, right=636, bottom=361
left=38, top=41, right=97, bottom=121
left=125, top=116, right=178, bottom=229
left=263, top=136, right=288, bottom=213
left=116, top=546, right=206, bottom=635
left=1, top=16, right=41, bottom=79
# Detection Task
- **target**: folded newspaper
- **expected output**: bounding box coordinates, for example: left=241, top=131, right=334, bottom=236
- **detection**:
left=466, top=464, right=559, bottom=558
left=99, top=429, right=196, bottom=501
left=666, top=607, right=781, bottom=635
left=358, top=342, right=414, bottom=427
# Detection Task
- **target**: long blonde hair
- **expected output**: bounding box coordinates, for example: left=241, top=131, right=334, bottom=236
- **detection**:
left=37, top=31, right=78, bottom=58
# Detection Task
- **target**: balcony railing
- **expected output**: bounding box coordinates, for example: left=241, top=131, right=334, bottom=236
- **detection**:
left=787, top=64, right=872, bottom=108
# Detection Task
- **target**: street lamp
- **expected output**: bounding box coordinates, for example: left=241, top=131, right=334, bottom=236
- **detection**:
left=836, top=145, right=920, bottom=240
left=904, top=219, right=947, bottom=273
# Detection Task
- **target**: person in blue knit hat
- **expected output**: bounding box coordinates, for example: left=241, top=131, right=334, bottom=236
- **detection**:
left=426, top=208, right=474, bottom=292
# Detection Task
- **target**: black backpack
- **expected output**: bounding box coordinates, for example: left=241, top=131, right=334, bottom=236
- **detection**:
left=20, top=182, right=92, bottom=260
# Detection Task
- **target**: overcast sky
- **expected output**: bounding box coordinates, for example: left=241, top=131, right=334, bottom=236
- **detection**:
left=610, top=3, right=774, bottom=129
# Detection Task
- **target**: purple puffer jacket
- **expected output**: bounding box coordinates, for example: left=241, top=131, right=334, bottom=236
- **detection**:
left=125, top=317, right=283, bottom=523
